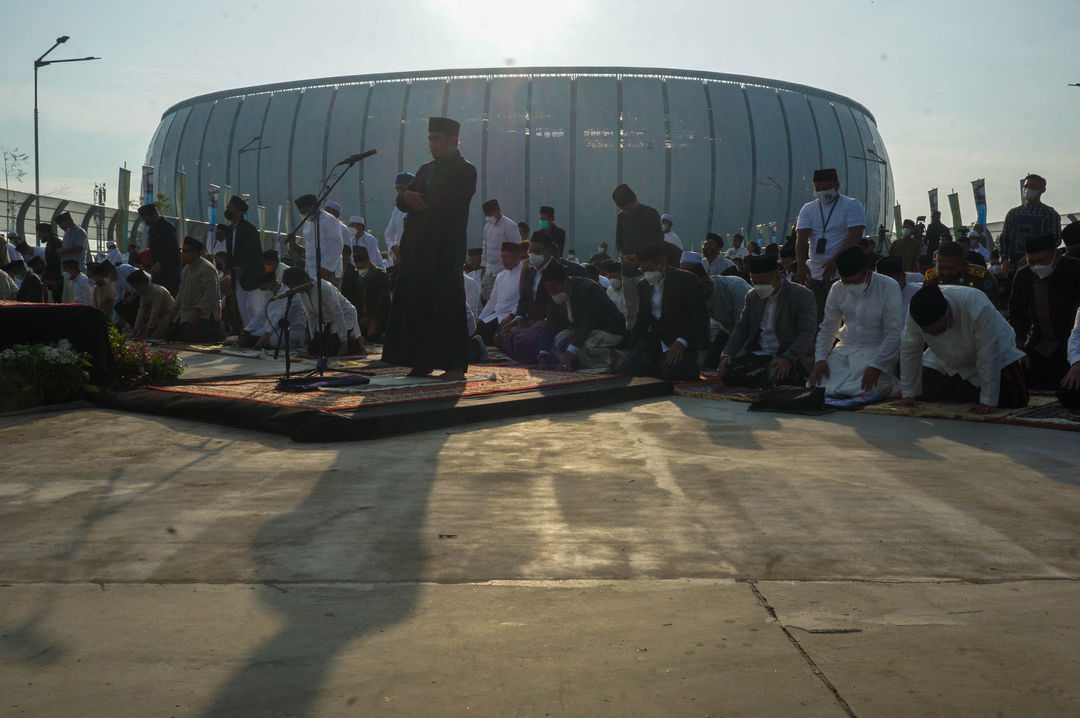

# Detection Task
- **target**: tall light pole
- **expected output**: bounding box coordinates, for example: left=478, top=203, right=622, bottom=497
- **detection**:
left=236, top=135, right=272, bottom=199
left=34, top=35, right=100, bottom=224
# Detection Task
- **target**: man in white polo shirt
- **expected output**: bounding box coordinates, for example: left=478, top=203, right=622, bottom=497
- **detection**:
left=795, top=168, right=867, bottom=323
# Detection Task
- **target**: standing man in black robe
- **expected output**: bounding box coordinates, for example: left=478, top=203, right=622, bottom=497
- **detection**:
left=138, top=204, right=181, bottom=295
left=383, top=116, right=477, bottom=380
left=225, top=195, right=265, bottom=331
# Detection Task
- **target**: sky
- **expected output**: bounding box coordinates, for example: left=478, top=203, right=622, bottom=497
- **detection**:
left=2, top=0, right=1078, bottom=226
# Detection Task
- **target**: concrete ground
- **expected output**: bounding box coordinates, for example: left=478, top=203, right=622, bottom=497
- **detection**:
left=2, top=395, right=1079, bottom=717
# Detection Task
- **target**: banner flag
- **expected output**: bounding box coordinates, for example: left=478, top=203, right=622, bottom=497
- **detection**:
left=176, top=170, right=187, bottom=237
left=1020, top=178, right=1025, bottom=203
left=893, top=204, right=903, bottom=240
left=141, top=165, right=154, bottom=207
left=116, top=167, right=131, bottom=252
left=928, top=188, right=939, bottom=215
left=223, top=184, right=232, bottom=210
left=275, top=204, right=283, bottom=257
left=947, top=191, right=963, bottom=234
left=257, top=205, right=267, bottom=250
left=207, top=184, right=220, bottom=228
left=971, top=179, right=987, bottom=226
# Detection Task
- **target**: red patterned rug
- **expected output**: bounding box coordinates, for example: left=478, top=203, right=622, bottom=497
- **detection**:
left=675, top=380, right=761, bottom=403
left=147, top=366, right=618, bottom=411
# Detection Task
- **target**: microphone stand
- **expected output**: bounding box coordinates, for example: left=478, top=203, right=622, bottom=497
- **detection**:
left=272, top=292, right=294, bottom=379
left=278, top=151, right=374, bottom=387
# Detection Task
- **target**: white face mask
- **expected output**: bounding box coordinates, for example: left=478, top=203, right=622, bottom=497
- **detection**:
left=754, top=282, right=776, bottom=299
left=1024, top=188, right=1040, bottom=202
left=484, top=216, right=496, bottom=225
left=348, top=227, right=358, bottom=238
left=844, top=276, right=870, bottom=297
left=609, top=277, right=623, bottom=290
left=1030, top=262, right=1055, bottom=279
left=643, top=270, right=663, bottom=286
left=989, top=264, right=1003, bottom=276
left=550, top=291, right=568, bottom=305
left=902, top=228, right=912, bottom=237
left=528, top=252, right=547, bottom=268
left=815, top=188, right=839, bottom=205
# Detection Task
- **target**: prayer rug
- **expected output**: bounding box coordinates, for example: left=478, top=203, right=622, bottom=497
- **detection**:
left=674, top=381, right=761, bottom=403
left=1001, top=401, right=1080, bottom=432
left=861, top=394, right=1058, bottom=423
left=824, top=394, right=888, bottom=410
left=146, top=366, right=619, bottom=411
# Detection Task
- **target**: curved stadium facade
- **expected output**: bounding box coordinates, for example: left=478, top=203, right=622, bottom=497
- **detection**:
left=147, top=67, right=892, bottom=253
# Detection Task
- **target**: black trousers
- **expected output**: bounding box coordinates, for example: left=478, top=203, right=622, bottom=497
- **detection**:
left=1024, top=350, right=1069, bottom=391
left=920, top=362, right=1028, bottom=409
left=702, top=329, right=732, bottom=372
left=167, top=318, right=223, bottom=344
left=475, top=318, right=499, bottom=346
left=724, top=352, right=807, bottom=389
left=1058, top=385, right=1080, bottom=409
left=619, top=339, right=700, bottom=381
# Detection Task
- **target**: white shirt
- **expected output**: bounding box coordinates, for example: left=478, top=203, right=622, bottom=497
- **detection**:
left=606, top=280, right=629, bottom=320
left=4, top=243, right=20, bottom=263
left=352, top=230, right=386, bottom=270
left=1067, top=307, right=1080, bottom=366
left=899, top=285, right=1026, bottom=406
left=756, top=292, right=781, bottom=355
left=463, top=272, right=481, bottom=317
left=62, top=272, right=93, bottom=305
left=384, top=207, right=406, bottom=251
left=725, top=245, right=749, bottom=260
left=253, top=285, right=308, bottom=346
left=479, top=263, right=522, bottom=324
left=106, top=248, right=124, bottom=265
left=899, top=280, right=921, bottom=311
left=702, top=254, right=736, bottom=276
left=301, top=211, right=344, bottom=281
left=300, top=279, right=353, bottom=342
left=663, top=231, right=683, bottom=251
left=796, top=194, right=867, bottom=280
left=815, top=274, right=903, bottom=369
left=482, top=215, right=519, bottom=270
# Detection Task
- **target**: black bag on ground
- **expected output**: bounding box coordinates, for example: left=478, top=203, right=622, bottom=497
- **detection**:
left=749, top=386, right=828, bottom=414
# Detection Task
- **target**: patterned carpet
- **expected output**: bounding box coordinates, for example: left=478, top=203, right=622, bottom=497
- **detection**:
left=147, top=365, right=619, bottom=411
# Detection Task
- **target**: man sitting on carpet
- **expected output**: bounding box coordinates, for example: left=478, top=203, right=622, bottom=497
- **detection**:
left=809, top=246, right=904, bottom=398
left=1059, top=307, right=1080, bottom=409
left=875, top=256, right=921, bottom=312
left=347, top=246, right=390, bottom=342
left=60, top=260, right=93, bottom=305
left=899, top=284, right=1028, bottom=414
left=128, top=269, right=175, bottom=340
left=169, top=236, right=224, bottom=344
left=246, top=271, right=309, bottom=350
left=690, top=263, right=751, bottom=373
left=475, top=241, right=524, bottom=346
left=2, top=260, right=44, bottom=302
left=540, top=261, right=626, bottom=371
left=618, top=242, right=708, bottom=381
left=1006, top=234, right=1080, bottom=391
left=717, top=254, right=817, bottom=388
left=282, top=266, right=363, bottom=357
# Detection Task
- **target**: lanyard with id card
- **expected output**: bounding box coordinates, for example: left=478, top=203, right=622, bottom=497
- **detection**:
left=815, top=199, right=839, bottom=255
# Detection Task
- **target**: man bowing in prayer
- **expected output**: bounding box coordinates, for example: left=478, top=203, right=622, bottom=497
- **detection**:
left=809, top=246, right=904, bottom=398
left=383, top=117, right=477, bottom=380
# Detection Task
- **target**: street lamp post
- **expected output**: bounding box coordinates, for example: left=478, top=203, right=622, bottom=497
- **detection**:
left=236, top=135, right=272, bottom=199
left=34, top=35, right=100, bottom=224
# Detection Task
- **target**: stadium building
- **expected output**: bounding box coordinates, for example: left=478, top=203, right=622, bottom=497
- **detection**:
left=146, top=66, right=892, bottom=253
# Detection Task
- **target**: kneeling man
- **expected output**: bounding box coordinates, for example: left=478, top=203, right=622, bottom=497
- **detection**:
left=900, top=284, right=1028, bottom=414
left=718, top=255, right=817, bottom=387
left=282, top=266, right=363, bottom=357
left=541, top=261, right=626, bottom=371
left=810, top=246, right=904, bottom=397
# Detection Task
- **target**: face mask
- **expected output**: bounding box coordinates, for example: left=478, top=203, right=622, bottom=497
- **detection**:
left=485, top=216, right=496, bottom=225
left=643, top=270, right=663, bottom=286
left=597, top=245, right=605, bottom=254
left=989, top=264, right=1003, bottom=275
left=1024, top=188, right=1040, bottom=202
left=1030, top=262, right=1054, bottom=279
left=538, top=220, right=550, bottom=230
left=902, top=228, right=912, bottom=237
left=609, top=278, right=623, bottom=290
left=348, top=227, right=358, bottom=238
left=754, top=282, right=776, bottom=299
left=815, top=188, right=839, bottom=204
left=844, top=277, right=869, bottom=297
left=528, top=252, right=547, bottom=268
left=550, top=291, right=568, bottom=305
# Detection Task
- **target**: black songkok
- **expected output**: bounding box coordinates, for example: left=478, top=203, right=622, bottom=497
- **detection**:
left=635, top=242, right=667, bottom=263
left=813, top=168, right=839, bottom=183
left=539, top=205, right=555, bottom=217
left=611, top=184, right=636, bottom=206
left=1025, top=234, right=1059, bottom=254
left=255, top=271, right=277, bottom=286
left=481, top=199, right=500, bottom=214
left=747, top=255, right=779, bottom=274
left=875, top=255, right=903, bottom=277
left=501, top=241, right=521, bottom=253
left=182, top=236, right=204, bottom=251
left=227, top=195, right=249, bottom=213
left=467, top=247, right=482, bottom=257
left=836, top=246, right=868, bottom=277
left=428, top=117, right=461, bottom=136
left=1062, top=221, right=1080, bottom=247
left=909, top=284, right=949, bottom=327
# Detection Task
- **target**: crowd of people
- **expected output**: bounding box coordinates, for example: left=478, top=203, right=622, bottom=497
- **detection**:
left=2, top=120, right=1078, bottom=414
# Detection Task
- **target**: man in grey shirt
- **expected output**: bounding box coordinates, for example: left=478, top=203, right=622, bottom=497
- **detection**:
left=57, top=211, right=87, bottom=272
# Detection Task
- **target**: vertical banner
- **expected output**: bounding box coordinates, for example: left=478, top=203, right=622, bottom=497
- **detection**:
left=257, top=205, right=267, bottom=250
left=947, top=191, right=963, bottom=234
left=971, top=179, right=987, bottom=226
left=116, top=167, right=131, bottom=252
left=223, top=184, right=232, bottom=210
left=176, top=170, right=187, bottom=237
left=928, top=188, right=939, bottom=215
left=207, top=184, right=219, bottom=227
left=141, top=165, right=154, bottom=207
left=1020, top=178, right=1025, bottom=203
left=893, top=204, right=903, bottom=240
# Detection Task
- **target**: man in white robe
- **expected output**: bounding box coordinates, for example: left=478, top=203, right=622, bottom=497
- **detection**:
left=347, top=216, right=386, bottom=270
left=383, top=172, right=413, bottom=263
left=811, top=247, right=904, bottom=398
left=282, top=266, right=361, bottom=356
left=899, top=284, right=1027, bottom=413
left=476, top=241, right=523, bottom=345
left=291, top=195, right=344, bottom=286
left=248, top=271, right=309, bottom=349
left=875, top=256, right=921, bottom=312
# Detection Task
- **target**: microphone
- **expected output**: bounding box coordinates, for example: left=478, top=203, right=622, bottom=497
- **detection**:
left=334, top=149, right=377, bottom=166
left=270, top=281, right=313, bottom=300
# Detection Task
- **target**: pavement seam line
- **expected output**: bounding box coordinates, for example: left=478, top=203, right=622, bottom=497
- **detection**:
left=748, top=580, right=858, bottom=718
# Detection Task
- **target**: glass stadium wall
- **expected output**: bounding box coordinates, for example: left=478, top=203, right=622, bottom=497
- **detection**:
left=147, top=68, right=893, bottom=254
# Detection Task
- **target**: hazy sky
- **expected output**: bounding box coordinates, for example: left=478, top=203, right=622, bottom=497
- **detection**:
left=2, top=0, right=1077, bottom=225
